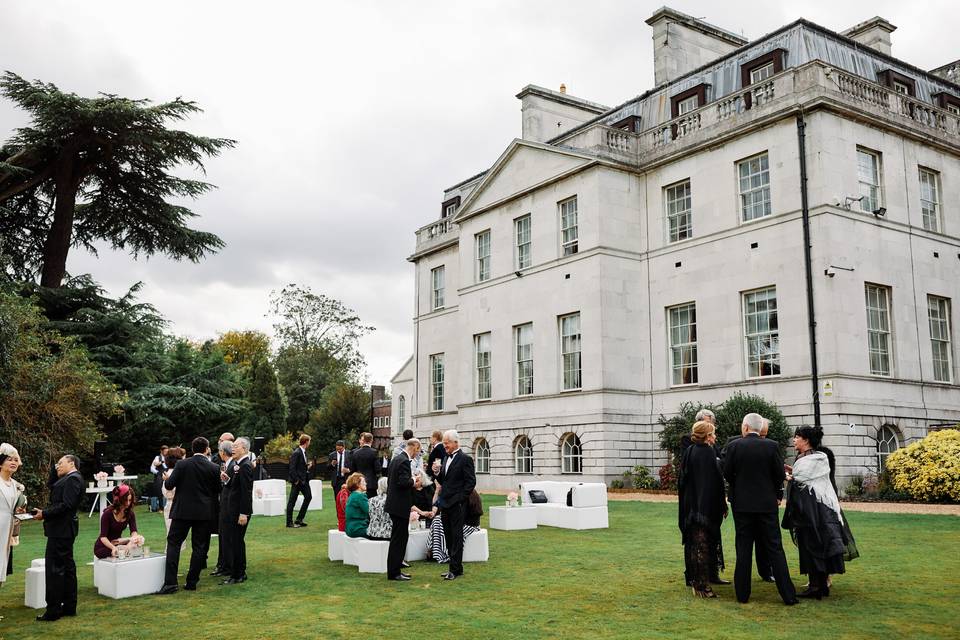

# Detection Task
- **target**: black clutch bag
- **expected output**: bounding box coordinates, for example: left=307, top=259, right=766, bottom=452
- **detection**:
left=528, top=489, right=548, bottom=504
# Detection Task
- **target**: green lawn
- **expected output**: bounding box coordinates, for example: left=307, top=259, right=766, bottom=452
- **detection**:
left=1, top=492, right=958, bottom=640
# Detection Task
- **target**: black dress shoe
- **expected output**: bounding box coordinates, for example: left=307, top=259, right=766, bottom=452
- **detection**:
left=184, top=584, right=197, bottom=591
left=221, top=578, right=238, bottom=585
left=157, top=584, right=179, bottom=595
left=709, top=577, right=732, bottom=585
left=797, top=588, right=823, bottom=600
left=390, top=574, right=412, bottom=581
left=295, top=521, right=308, bottom=527
left=761, top=575, right=776, bottom=583
left=36, top=613, right=60, bottom=622
left=443, top=573, right=459, bottom=581
left=286, top=523, right=301, bottom=528
left=401, top=561, right=411, bottom=568
left=784, top=598, right=800, bottom=606
left=210, top=570, right=224, bottom=577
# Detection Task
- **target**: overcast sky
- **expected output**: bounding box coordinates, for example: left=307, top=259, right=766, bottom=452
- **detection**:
left=2, top=1, right=955, bottom=387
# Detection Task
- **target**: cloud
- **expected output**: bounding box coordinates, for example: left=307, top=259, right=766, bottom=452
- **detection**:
left=1, top=0, right=951, bottom=385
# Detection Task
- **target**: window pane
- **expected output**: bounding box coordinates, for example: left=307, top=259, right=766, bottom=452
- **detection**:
left=669, top=302, right=698, bottom=385
left=928, top=295, right=952, bottom=382
left=865, top=285, right=892, bottom=376
left=738, top=154, right=771, bottom=221
left=515, top=323, right=534, bottom=396
left=560, top=198, right=578, bottom=255
left=744, top=288, right=779, bottom=377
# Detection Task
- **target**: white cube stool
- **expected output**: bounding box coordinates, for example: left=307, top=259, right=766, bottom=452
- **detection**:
left=31, top=558, right=45, bottom=568
left=405, top=529, right=430, bottom=562
left=327, top=529, right=345, bottom=561
left=95, top=554, right=166, bottom=599
left=342, top=536, right=362, bottom=566
left=463, top=529, right=489, bottom=562
left=253, top=496, right=285, bottom=516
left=357, top=539, right=390, bottom=574
left=25, top=566, right=46, bottom=609
left=294, top=479, right=324, bottom=511
left=489, top=506, right=538, bottom=530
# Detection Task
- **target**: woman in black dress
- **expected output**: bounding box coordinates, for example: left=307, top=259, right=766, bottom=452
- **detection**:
left=678, top=420, right=727, bottom=598
left=782, top=425, right=858, bottom=599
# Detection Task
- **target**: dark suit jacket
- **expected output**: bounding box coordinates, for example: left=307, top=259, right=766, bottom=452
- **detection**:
left=223, top=457, right=254, bottom=519
left=351, top=446, right=379, bottom=496
left=165, top=453, right=221, bottom=521
left=328, top=449, right=351, bottom=481
left=42, top=471, right=83, bottom=539
left=722, top=433, right=785, bottom=513
left=426, top=442, right=445, bottom=480
left=436, top=449, right=476, bottom=508
left=288, top=447, right=309, bottom=485
left=384, top=453, right=415, bottom=517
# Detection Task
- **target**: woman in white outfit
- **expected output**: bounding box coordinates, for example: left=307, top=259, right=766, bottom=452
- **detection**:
left=0, top=443, right=27, bottom=588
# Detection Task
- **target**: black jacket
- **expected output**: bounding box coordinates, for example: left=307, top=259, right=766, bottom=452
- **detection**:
left=42, top=471, right=84, bottom=539
left=351, top=446, right=379, bottom=497
left=436, top=450, right=476, bottom=508
left=678, top=443, right=726, bottom=543
left=165, top=453, right=221, bottom=521
left=288, top=447, right=309, bottom=485
left=223, top=457, right=254, bottom=519
left=426, top=442, right=446, bottom=480
left=328, top=449, right=352, bottom=481
left=384, top=453, right=415, bottom=517
left=722, top=434, right=785, bottom=513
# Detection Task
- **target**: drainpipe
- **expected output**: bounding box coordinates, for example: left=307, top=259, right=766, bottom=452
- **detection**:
left=796, top=113, right=821, bottom=429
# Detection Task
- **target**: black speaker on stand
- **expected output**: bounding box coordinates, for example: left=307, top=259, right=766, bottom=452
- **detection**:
left=252, top=436, right=267, bottom=480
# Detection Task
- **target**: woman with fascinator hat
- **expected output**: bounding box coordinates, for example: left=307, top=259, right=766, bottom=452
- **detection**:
left=0, top=443, right=27, bottom=587
left=782, top=425, right=859, bottom=599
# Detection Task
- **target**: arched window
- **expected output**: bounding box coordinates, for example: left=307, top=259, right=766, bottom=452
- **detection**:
left=561, top=433, right=582, bottom=474
left=474, top=438, right=490, bottom=474
left=514, top=436, right=533, bottom=474
left=877, top=424, right=901, bottom=470
left=398, top=396, right=405, bottom=430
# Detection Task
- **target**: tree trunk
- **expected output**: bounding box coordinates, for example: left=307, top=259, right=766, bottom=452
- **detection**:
left=39, top=153, right=79, bottom=288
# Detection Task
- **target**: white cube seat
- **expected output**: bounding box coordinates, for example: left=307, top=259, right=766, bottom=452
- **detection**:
left=25, top=567, right=45, bottom=609
left=31, top=558, right=45, bottom=568
left=253, top=496, right=285, bottom=517
left=328, top=529, right=345, bottom=561
left=405, top=529, right=430, bottom=562
left=342, top=536, right=362, bottom=566
left=294, top=479, right=325, bottom=511
left=463, top=529, right=489, bottom=562
left=95, top=554, right=166, bottom=599
left=357, top=539, right=390, bottom=574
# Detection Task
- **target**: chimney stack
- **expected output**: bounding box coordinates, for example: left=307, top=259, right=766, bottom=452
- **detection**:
left=645, top=7, right=747, bottom=86
left=841, top=17, right=896, bottom=56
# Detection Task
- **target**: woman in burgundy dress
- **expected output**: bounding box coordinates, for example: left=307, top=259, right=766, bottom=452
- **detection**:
left=94, top=485, right=143, bottom=559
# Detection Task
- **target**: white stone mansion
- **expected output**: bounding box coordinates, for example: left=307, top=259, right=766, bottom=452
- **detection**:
left=391, top=8, right=960, bottom=490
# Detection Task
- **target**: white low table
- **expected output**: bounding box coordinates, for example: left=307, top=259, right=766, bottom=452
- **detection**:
left=95, top=553, right=166, bottom=599
left=489, top=505, right=538, bottom=530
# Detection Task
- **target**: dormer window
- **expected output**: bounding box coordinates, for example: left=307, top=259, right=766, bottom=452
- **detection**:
left=670, top=84, right=708, bottom=118
left=441, top=196, right=461, bottom=218
left=876, top=69, right=916, bottom=97
left=677, top=95, right=698, bottom=115
left=749, top=61, right=775, bottom=84
left=934, top=92, right=960, bottom=114
left=610, top=115, right=641, bottom=133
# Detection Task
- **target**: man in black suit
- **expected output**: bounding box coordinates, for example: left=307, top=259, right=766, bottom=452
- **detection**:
left=425, top=430, right=445, bottom=481
left=33, top=454, right=83, bottom=622
left=351, top=432, right=379, bottom=498
left=211, top=439, right=235, bottom=577
left=384, top=438, right=422, bottom=581
left=329, top=440, right=351, bottom=496
left=221, top=437, right=254, bottom=585
left=432, top=430, right=476, bottom=581
left=723, top=413, right=797, bottom=605
left=159, top=437, right=221, bottom=594
left=286, top=434, right=313, bottom=528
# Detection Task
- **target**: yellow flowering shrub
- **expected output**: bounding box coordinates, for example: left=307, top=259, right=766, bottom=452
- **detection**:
left=884, top=429, right=960, bottom=502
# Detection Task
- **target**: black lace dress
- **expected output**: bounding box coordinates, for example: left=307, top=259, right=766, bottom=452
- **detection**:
left=678, top=443, right=727, bottom=589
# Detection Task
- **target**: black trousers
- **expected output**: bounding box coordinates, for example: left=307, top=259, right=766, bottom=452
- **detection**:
left=387, top=514, right=409, bottom=578
left=732, top=511, right=796, bottom=604
left=441, top=501, right=466, bottom=576
left=221, top=519, right=249, bottom=579
left=164, top=518, right=211, bottom=588
left=286, top=481, right=312, bottom=524
left=44, top=535, right=77, bottom=616
left=216, top=502, right=232, bottom=574
left=332, top=475, right=345, bottom=497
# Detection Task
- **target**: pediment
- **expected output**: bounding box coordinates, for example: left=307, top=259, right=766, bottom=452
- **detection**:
left=454, top=140, right=596, bottom=221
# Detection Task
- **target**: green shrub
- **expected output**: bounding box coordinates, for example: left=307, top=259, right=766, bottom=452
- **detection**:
left=610, top=479, right=624, bottom=489
left=845, top=473, right=865, bottom=498
left=631, top=465, right=656, bottom=490
left=658, top=462, right=678, bottom=491
left=264, top=432, right=296, bottom=461
left=884, top=429, right=960, bottom=502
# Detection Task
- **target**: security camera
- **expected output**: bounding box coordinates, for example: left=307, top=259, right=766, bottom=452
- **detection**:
left=873, top=207, right=886, bottom=217
left=515, top=271, right=523, bottom=278
left=824, top=268, right=836, bottom=278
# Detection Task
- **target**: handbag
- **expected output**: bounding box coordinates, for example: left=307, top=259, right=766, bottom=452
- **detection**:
left=10, top=518, right=20, bottom=546
left=527, top=489, right=548, bottom=504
